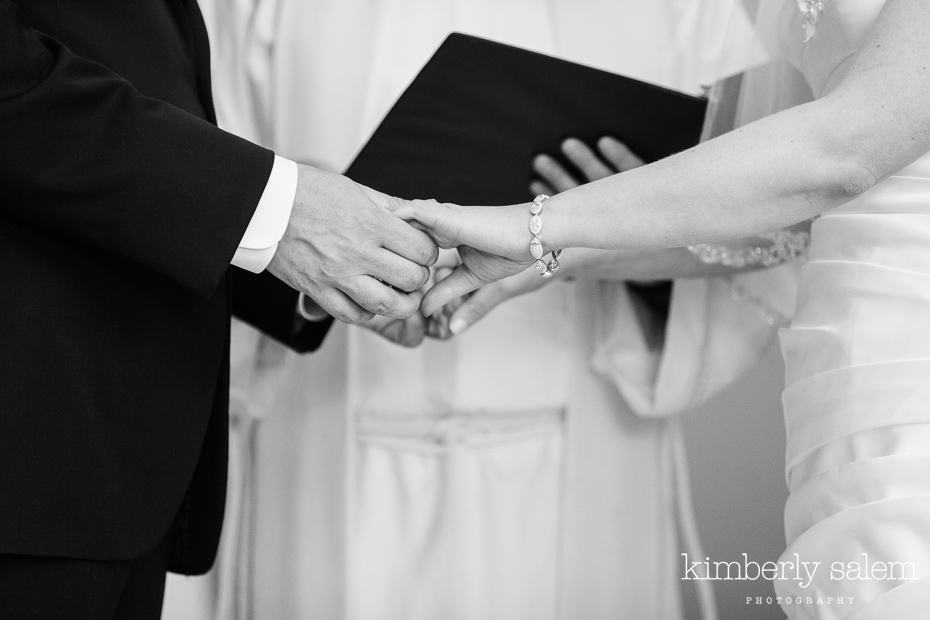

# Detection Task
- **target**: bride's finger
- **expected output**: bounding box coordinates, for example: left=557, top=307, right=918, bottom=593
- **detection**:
left=399, top=202, right=527, bottom=259
left=392, top=199, right=441, bottom=228
left=561, top=138, right=613, bottom=181
left=533, top=154, right=578, bottom=193
left=421, top=265, right=484, bottom=318
left=447, top=284, right=507, bottom=336
left=392, top=200, right=462, bottom=249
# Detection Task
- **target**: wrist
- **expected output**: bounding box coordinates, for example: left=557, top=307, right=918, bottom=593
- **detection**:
left=489, top=204, right=531, bottom=260
left=542, top=193, right=573, bottom=253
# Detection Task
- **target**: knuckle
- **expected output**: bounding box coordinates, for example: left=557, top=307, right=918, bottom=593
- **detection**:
left=373, top=295, right=400, bottom=317
left=395, top=296, right=420, bottom=319
left=332, top=310, right=354, bottom=323
left=334, top=304, right=372, bottom=324
left=353, top=309, right=376, bottom=323
left=373, top=302, right=392, bottom=316
left=399, top=266, right=430, bottom=292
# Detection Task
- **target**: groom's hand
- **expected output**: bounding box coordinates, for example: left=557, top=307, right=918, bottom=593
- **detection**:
left=360, top=313, right=430, bottom=348
left=268, top=164, right=439, bottom=324
left=394, top=201, right=531, bottom=317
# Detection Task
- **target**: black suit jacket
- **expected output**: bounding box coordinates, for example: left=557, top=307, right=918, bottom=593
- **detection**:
left=0, top=0, right=332, bottom=574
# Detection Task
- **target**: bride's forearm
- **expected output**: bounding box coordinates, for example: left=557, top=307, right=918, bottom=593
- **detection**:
left=544, top=0, right=930, bottom=254
left=544, top=100, right=866, bottom=252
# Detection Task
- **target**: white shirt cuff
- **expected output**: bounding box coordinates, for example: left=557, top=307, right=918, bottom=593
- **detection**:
left=232, top=155, right=299, bottom=273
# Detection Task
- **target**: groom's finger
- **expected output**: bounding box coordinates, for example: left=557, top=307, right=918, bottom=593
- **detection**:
left=561, top=138, right=613, bottom=181
left=421, top=265, right=484, bottom=317
left=368, top=249, right=431, bottom=293
left=379, top=215, right=440, bottom=267
left=343, top=276, right=423, bottom=319
left=312, top=288, right=374, bottom=324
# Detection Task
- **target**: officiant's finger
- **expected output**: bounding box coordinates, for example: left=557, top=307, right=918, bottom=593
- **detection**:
left=380, top=217, right=440, bottom=267
left=529, top=180, right=555, bottom=198
left=533, top=154, right=578, bottom=193
left=598, top=136, right=645, bottom=172
left=369, top=249, right=431, bottom=293
left=421, top=266, right=483, bottom=318
left=561, top=138, right=613, bottom=181
left=343, top=276, right=423, bottom=319
left=313, top=289, right=374, bottom=324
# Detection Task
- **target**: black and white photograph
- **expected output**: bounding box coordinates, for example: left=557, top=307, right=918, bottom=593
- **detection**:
left=2, top=0, right=929, bottom=618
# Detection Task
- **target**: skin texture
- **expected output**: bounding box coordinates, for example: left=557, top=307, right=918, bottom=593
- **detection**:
left=402, top=0, right=930, bottom=315
left=267, top=164, right=438, bottom=324
left=435, top=137, right=771, bottom=336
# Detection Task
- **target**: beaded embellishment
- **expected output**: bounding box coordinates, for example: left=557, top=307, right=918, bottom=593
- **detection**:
left=686, top=229, right=810, bottom=269
left=797, top=0, right=826, bottom=42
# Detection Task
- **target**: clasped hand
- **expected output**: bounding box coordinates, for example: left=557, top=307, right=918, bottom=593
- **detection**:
left=269, top=137, right=640, bottom=347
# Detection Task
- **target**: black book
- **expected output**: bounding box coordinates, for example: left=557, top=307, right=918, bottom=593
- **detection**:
left=345, top=32, right=708, bottom=205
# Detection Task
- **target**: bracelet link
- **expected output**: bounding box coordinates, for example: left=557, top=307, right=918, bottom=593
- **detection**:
left=529, top=194, right=563, bottom=278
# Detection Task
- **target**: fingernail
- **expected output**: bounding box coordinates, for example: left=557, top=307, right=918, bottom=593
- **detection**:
left=449, top=317, right=468, bottom=335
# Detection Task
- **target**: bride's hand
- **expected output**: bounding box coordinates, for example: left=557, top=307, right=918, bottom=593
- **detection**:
left=396, top=200, right=534, bottom=316
left=425, top=136, right=645, bottom=333
left=398, top=199, right=528, bottom=258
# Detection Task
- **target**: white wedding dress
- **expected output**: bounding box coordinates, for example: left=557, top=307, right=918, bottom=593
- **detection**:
left=742, top=1, right=930, bottom=618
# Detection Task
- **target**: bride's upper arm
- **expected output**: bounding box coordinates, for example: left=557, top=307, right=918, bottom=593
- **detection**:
left=820, top=0, right=930, bottom=185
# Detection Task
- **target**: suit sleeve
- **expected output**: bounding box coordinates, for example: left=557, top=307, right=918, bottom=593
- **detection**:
left=231, top=269, right=334, bottom=354
left=0, top=0, right=272, bottom=298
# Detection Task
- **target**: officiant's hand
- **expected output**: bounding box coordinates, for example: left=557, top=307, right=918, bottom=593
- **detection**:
left=268, top=165, right=439, bottom=324
left=425, top=137, right=645, bottom=335
left=530, top=136, right=644, bottom=195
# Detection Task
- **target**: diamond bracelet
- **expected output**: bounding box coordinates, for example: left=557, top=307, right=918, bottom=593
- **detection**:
left=528, top=194, right=563, bottom=278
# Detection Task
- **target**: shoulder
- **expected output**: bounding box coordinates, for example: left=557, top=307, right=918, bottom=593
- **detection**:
left=757, top=0, right=887, bottom=96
